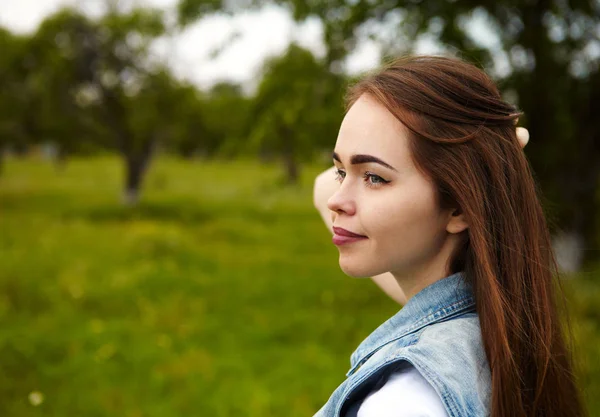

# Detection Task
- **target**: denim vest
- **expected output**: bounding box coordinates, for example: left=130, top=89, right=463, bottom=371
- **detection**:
left=313, top=271, right=491, bottom=417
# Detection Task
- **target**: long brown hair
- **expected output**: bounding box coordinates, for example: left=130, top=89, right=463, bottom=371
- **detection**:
left=346, top=55, right=585, bottom=417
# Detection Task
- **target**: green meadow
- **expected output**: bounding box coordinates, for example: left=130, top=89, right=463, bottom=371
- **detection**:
left=1, top=156, right=599, bottom=416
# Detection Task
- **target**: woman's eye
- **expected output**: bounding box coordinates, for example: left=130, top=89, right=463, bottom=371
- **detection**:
left=364, top=172, right=390, bottom=187
left=334, top=169, right=389, bottom=187
left=334, top=169, right=346, bottom=182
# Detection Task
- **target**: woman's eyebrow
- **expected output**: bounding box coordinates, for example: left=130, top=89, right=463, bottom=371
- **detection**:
left=332, top=151, right=398, bottom=172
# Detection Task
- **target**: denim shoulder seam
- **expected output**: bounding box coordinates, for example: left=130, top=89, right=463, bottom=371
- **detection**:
left=404, top=296, right=475, bottom=333
left=338, top=355, right=462, bottom=417
left=347, top=299, right=475, bottom=377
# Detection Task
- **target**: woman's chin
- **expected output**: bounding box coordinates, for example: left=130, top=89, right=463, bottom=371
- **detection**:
left=338, top=256, right=378, bottom=278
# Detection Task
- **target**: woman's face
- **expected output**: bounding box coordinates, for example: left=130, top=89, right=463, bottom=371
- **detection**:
left=327, top=93, right=456, bottom=281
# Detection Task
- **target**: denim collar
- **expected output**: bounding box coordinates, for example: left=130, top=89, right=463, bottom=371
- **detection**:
left=347, top=271, right=475, bottom=377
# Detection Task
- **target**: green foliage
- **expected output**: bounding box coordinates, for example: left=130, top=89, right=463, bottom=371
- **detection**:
left=23, top=11, right=101, bottom=155
left=8, top=6, right=214, bottom=201
left=177, top=0, right=225, bottom=25
left=250, top=44, right=344, bottom=182
left=3, top=7, right=172, bottom=159
left=126, top=71, right=203, bottom=153
left=177, top=0, right=262, bottom=25
left=200, top=83, right=252, bottom=158
left=0, top=156, right=598, bottom=416
left=0, top=27, right=45, bottom=152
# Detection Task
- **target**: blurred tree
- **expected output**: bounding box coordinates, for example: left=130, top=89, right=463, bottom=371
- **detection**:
left=0, top=28, right=21, bottom=172
left=179, top=0, right=600, bottom=265
left=122, top=69, right=202, bottom=192
left=250, top=44, right=344, bottom=184
left=25, top=11, right=104, bottom=168
left=28, top=7, right=167, bottom=204
left=163, top=82, right=208, bottom=159
left=177, top=0, right=261, bottom=25
left=155, top=81, right=250, bottom=160
left=201, top=82, right=251, bottom=158
left=0, top=27, right=39, bottom=172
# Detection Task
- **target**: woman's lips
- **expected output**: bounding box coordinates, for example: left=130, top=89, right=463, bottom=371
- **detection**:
left=332, top=227, right=368, bottom=246
left=332, top=234, right=368, bottom=245
left=332, top=227, right=366, bottom=237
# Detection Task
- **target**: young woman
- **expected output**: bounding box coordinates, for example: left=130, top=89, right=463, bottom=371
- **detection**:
left=311, top=56, right=585, bottom=417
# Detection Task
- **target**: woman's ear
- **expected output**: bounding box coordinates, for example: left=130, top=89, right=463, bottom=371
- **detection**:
left=446, top=207, right=469, bottom=234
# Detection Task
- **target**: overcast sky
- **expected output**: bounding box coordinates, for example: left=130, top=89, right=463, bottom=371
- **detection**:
left=0, top=0, right=389, bottom=91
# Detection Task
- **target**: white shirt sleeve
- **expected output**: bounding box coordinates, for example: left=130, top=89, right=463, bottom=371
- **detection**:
left=357, top=365, right=450, bottom=417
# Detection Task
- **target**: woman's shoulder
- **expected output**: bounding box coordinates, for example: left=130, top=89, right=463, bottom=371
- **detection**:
left=398, top=314, right=491, bottom=416
left=417, top=312, right=483, bottom=347
left=412, top=312, right=487, bottom=366
left=356, top=364, right=449, bottom=417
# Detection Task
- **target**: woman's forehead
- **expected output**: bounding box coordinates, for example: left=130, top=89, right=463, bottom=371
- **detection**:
left=335, top=94, right=411, bottom=165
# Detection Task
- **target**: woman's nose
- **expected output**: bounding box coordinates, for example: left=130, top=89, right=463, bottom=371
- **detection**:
left=327, top=186, right=356, bottom=216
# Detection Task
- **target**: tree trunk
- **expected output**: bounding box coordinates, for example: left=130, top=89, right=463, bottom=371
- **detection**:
left=121, top=136, right=157, bottom=207
left=281, top=128, right=299, bottom=185
left=122, top=158, right=142, bottom=206
left=122, top=154, right=151, bottom=207
left=282, top=148, right=299, bottom=185
left=97, top=83, right=159, bottom=207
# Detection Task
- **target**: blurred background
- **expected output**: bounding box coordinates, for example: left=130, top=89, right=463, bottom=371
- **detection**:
left=0, top=0, right=599, bottom=415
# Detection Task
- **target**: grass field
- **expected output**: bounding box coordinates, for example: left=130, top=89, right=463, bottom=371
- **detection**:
left=1, top=156, right=599, bottom=416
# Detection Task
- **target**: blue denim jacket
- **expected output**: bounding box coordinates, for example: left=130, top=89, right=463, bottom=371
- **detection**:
left=313, top=271, right=491, bottom=417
